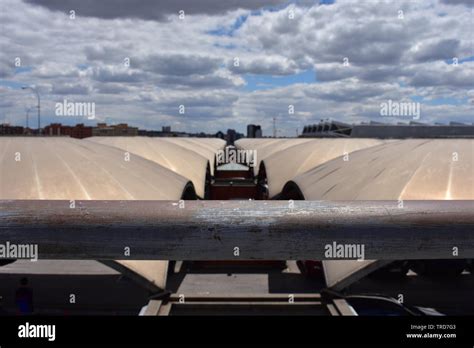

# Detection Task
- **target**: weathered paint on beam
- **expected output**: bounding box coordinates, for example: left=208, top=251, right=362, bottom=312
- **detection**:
left=0, top=200, right=473, bottom=260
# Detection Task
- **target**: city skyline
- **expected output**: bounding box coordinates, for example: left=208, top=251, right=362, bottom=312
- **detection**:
left=0, top=0, right=473, bottom=136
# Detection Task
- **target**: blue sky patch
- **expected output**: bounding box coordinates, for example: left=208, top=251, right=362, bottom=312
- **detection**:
left=77, top=64, right=89, bottom=70
left=207, top=14, right=248, bottom=37
left=0, top=79, right=27, bottom=89
left=412, top=95, right=468, bottom=106
left=444, top=55, right=474, bottom=65
left=242, top=69, right=316, bottom=91
left=14, top=66, right=33, bottom=74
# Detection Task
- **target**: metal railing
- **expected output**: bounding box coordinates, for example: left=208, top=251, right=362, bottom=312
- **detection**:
left=1, top=200, right=473, bottom=260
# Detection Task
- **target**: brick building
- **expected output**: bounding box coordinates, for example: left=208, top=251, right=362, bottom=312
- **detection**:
left=43, top=123, right=93, bottom=139
left=0, top=124, right=25, bottom=135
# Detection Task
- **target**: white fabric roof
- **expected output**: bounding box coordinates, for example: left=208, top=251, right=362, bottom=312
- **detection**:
left=163, top=137, right=225, bottom=173
left=235, top=138, right=313, bottom=175
left=261, top=138, right=384, bottom=198
left=87, top=136, right=210, bottom=198
left=292, top=139, right=474, bottom=200
left=285, top=139, right=474, bottom=290
left=0, top=137, right=191, bottom=290
left=0, top=137, right=192, bottom=200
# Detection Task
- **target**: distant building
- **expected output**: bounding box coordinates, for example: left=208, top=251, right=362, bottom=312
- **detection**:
left=301, top=120, right=474, bottom=138
left=226, top=129, right=244, bottom=145
left=138, top=127, right=190, bottom=137
left=44, top=123, right=65, bottom=136
left=112, top=123, right=139, bottom=136
left=227, top=129, right=237, bottom=145
left=93, top=123, right=115, bottom=136
left=0, top=124, right=24, bottom=135
left=247, top=124, right=262, bottom=138
left=92, top=123, right=138, bottom=136
left=302, top=121, right=351, bottom=137
left=43, top=123, right=93, bottom=139
left=351, top=123, right=474, bottom=138
left=71, top=124, right=93, bottom=139
left=138, top=129, right=162, bottom=137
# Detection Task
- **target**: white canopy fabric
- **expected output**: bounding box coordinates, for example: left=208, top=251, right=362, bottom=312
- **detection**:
left=163, top=137, right=226, bottom=173
left=261, top=138, right=384, bottom=198
left=0, top=137, right=192, bottom=200
left=185, top=138, right=227, bottom=152
left=88, top=136, right=210, bottom=198
left=285, top=139, right=474, bottom=290
left=0, top=137, right=195, bottom=290
left=235, top=138, right=313, bottom=175
left=292, top=139, right=474, bottom=200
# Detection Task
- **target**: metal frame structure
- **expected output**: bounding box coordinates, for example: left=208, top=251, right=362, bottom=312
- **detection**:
left=142, top=293, right=342, bottom=316
left=1, top=200, right=473, bottom=260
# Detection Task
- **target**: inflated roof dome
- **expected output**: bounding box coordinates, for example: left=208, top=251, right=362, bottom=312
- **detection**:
left=88, top=136, right=210, bottom=198
left=280, top=139, right=474, bottom=290
left=235, top=138, right=313, bottom=175
left=0, top=136, right=192, bottom=290
left=285, top=139, right=474, bottom=200
left=259, top=139, right=384, bottom=198
left=0, top=137, right=195, bottom=200
left=163, top=138, right=226, bottom=172
left=186, top=138, right=227, bottom=152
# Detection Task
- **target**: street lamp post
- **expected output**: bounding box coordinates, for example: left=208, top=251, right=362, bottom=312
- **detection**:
left=25, top=107, right=31, bottom=134
left=22, top=86, right=40, bottom=135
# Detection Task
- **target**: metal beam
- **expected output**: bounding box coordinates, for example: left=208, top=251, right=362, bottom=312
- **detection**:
left=1, top=200, right=473, bottom=260
left=333, top=299, right=358, bottom=316
left=141, top=299, right=163, bottom=316
left=98, top=260, right=167, bottom=294
left=167, top=293, right=321, bottom=302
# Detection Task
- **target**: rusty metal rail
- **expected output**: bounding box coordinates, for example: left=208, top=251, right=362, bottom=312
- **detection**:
left=152, top=293, right=328, bottom=316
left=0, top=200, right=473, bottom=260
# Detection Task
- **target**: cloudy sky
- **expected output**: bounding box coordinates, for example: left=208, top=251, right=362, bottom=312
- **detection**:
left=0, top=0, right=472, bottom=136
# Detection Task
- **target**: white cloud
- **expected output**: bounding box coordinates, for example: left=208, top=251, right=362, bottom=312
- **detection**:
left=0, top=0, right=472, bottom=135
